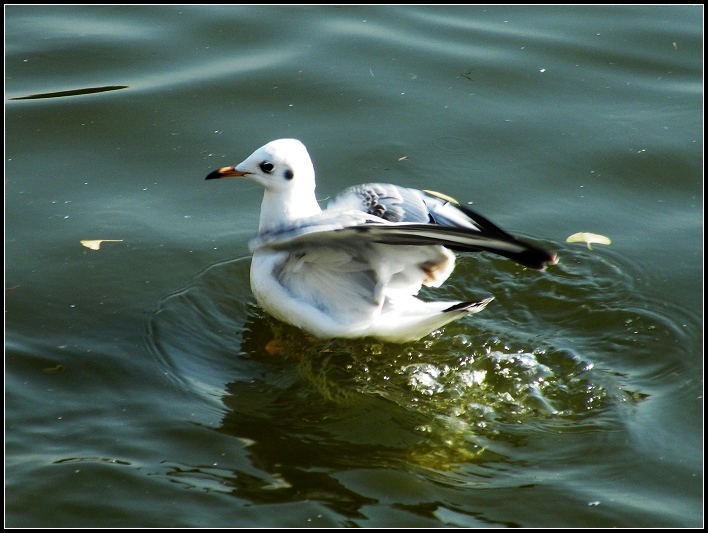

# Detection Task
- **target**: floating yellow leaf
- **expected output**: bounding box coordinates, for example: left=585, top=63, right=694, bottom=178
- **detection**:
left=566, top=232, right=611, bottom=250
left=80, top=239, right=123, bottom=250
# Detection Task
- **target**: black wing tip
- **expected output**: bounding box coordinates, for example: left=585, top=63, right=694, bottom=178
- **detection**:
left=527, top=250, right=559, bottom=270
left=492, top=240, right=557, bottom=270
left=443, top=297, right=495, bottom=313
left=421, top=191, right=559, bottom=269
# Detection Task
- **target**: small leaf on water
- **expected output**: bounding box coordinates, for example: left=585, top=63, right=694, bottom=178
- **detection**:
left=80, top=239, right=123, bottom=251
left=566, top=232, right=611, bottom=250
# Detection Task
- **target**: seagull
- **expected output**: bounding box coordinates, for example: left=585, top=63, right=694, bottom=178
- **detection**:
left=205, top=139, right=557, bottom=343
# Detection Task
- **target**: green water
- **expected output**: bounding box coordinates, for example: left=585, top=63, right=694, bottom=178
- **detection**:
left=5, top=5, right=702, bottom=527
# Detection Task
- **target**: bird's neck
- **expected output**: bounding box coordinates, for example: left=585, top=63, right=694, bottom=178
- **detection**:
left=258, top=188, right=323, bottom=233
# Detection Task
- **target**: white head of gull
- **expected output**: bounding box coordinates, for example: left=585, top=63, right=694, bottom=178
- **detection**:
left=206, top=138, right=557, bottom=343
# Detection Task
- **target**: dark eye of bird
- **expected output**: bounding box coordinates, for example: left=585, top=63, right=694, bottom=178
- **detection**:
left=259, top=162, right=274, bottom=173
left=284, top=169, right=294, bottom=180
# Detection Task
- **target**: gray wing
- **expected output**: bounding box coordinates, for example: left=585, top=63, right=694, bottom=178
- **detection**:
left=326, top=183, right=431, bottom=222
left=254, top=221, right=552, bottom=270
left=322, top=183, right=557, bottom=270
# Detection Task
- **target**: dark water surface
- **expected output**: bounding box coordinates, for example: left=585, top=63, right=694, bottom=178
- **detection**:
left=5, top=5, right=702, bottom=527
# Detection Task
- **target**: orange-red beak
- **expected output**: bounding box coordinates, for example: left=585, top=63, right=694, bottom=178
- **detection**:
left=205, top=166, right=248, bottom=180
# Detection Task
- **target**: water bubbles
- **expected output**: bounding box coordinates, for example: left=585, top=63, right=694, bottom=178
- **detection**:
left=407, top=363, right=446, bottom=395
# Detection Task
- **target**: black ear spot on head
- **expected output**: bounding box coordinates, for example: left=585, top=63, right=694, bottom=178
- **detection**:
left=284, top=169, right=294, bottom=180
left=259, top=162, right=274, bottom=173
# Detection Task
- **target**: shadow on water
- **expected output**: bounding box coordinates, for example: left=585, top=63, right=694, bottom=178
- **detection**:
left=145, top=240, right=694, bottom=520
